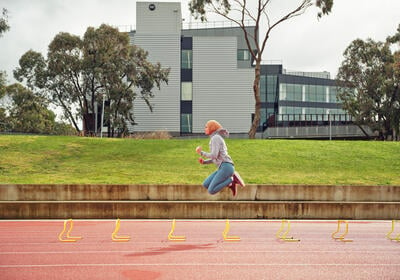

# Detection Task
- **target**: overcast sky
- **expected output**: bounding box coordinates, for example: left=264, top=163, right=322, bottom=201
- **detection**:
left=1, top=0, right=399, bottom=84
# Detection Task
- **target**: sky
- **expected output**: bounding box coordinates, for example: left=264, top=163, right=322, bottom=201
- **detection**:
left=1, top=0, right=399, bottom=85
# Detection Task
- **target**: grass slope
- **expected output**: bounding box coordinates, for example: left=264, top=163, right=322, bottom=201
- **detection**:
left=0, top=135, right=399, bottom=185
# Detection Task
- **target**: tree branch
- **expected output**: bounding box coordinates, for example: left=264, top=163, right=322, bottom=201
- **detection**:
left=260, top=0, right=312, bottom=54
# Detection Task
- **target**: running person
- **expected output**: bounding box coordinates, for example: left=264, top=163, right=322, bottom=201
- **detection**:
left=196, top=120, right=245, bottom=197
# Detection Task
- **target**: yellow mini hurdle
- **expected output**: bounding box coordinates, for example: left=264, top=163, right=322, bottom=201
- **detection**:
left=112, top=218, right=130, bottom=242
left=386, top=220, right=400, bottom=242
left=168, top=219, right=186, bottom=241
left=331, top=220, right=353, bottom=242
left=58, top=219, right=82, bottom=242
left=222, top=219, right=240, bottom=242
left=275, top=220, right=300, bottom=242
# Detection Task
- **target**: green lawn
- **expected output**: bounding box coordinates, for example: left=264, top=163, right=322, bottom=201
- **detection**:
left=0, top=135, right=399, bottom=185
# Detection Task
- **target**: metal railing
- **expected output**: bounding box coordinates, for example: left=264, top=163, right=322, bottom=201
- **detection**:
left=263, top=114, right=353, bottom=129
left=116, top=19, right=255, bottom=33
left=182, top=19, right=255, bottom=30
left=115, top=25, right=135, bottom=32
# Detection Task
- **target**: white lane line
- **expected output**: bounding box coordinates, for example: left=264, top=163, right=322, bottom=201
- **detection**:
left=0, top=219, right=392, bottom=222
left=1, top=263, right=400, bottom=268
left=0, top=250, right=399, bottom=255
left=0, top=239, right=396, bottom=245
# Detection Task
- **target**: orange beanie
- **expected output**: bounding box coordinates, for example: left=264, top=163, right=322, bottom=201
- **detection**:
left=206, top=120, right=222, bottom=134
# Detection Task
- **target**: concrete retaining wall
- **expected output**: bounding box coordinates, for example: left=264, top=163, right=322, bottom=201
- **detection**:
left=1, top=184, right=400, bottom=201
left=1, top=201, right=399, bottom=220
left=0, top=184, right=399, bottom=219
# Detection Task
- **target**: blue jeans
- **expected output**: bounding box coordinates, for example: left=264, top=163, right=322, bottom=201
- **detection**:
left=202, top=162, right=234, bottom=195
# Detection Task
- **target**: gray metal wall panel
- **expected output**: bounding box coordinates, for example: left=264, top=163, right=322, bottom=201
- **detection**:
left=137, top=2, right=181, bottom=35
left=128, top=2, right=182, bottom=133
left=129, top=34, right=181, bottom=132
left=182, top=26, right=256, bottom=50
left=192, top=36, right=254, bottom=134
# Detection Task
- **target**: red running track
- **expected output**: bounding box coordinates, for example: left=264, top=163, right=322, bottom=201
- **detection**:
left=0, top=220, right=399, bottom=280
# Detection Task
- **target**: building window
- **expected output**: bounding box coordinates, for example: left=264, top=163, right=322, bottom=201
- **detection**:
left=329, top=86, right=339, bottom=103
left=305, top=85, right=314, bottom=102
left=181, top=113, right=192, bottom=133
left=237, top=49, right=251, bottom=61
left=181, top=50, right=192, bottom=69
left=303, top=85, right=326, bottom=102
left=285, top=84, right=302, bottom=102
left=316, top=85, right=325, bottom=102
left=260, top=76, right=266, bottom=102
left=266, top=75, right=278, bottom=103
left=279, top=84, right=286, bottom=100
left=279, top=83, right=302, bottom=101
left=181, top=82, right=192, bottom=101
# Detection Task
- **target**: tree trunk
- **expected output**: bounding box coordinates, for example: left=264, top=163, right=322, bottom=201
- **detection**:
left=68, top=112, right=80, bottom=133
left=356, top=124, right=370, bottom=139
left=248, top=60, right=262, bottom=139
left=56, top=95, right=80, bottom=133
left=60, top=104, right=80, bottom=133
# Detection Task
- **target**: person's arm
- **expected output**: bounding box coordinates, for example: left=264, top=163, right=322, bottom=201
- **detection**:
left=199, top=136, right=220, bottom=160
left=198, top=158, right=213, bottom=164
left=196, top=137, right=219, bottom=164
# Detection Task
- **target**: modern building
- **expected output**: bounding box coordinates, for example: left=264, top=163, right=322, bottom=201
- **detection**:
left=129, top=2, right=253, bottom=136
left=128, top=2, right=364, bottom=138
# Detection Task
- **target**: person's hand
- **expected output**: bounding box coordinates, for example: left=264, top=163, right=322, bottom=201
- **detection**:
left=195, top=146, right=202, bottom=155
left=198, top=158, right=204, bottom=164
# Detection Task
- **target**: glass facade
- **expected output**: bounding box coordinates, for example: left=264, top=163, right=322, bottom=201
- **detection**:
left=280, top=83, right=343, bottom=103
left=181, top=39, right=192, bottom=134
left=260, top=75, right=266, bottom=102
left=278, top=83, right=343, bottom=104
left=305, top=85, right=326, bottom=102
left=329, top=86, right=339, bottom=103
left=180, top=114, right=192, bottom=133
left=259, top=75, right=279, bottom=129
left=258, top=65, right=351, bottom=129
left=181, top=50, right=192, bottom=69
left=260, top=75, right=279, bottom=103
left=279, top=83, right=303, bottom=102
left=237, top=49, right=251, bottom=61
left=276, top=82, right=349, bottom=122
left=266, top=76, right=278, bottom=103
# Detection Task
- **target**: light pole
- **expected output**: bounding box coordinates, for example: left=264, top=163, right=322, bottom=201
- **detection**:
left=329, top=113, right=332, bottom=141
left=101, top=94, right=105, bottom=138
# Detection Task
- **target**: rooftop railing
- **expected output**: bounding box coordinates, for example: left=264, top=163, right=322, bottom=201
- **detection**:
left=264, top=114, right=353, bottom=129
left=116, top=25, right=135, bottom=33
left=116, top=19, right=255, bottom=32
left=182, top=19, right=254, bottom=30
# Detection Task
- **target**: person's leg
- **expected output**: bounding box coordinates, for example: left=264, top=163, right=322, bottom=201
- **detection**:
left=202, top=170, right=217, bottom=190
left=207, top=163, right=234, bottom=195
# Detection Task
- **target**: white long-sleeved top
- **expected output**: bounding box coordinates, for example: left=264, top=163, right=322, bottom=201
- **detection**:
left=201, top=128, right=234, bottom=167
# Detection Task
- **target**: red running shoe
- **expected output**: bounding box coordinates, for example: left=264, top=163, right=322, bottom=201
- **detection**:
left=233, top=171, right=245, bottom=187
left=228, top=182, right=237, bottom=197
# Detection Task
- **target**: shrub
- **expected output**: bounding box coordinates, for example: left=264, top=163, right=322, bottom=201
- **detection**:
left=129, top=131, right=172, bottom=139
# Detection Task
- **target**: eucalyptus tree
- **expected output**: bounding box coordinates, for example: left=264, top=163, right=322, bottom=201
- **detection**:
left=5, top=83, right=57, bottom=134
left=337, top=25, right=400, bottom=140
left=0, top=8, right=10, bottom=94
left=0, top=8, right=9, bottom=36
left=0, top=71, right=6, bottom=98
left=14, top=24, right=169, bottom=136
left=189, top=0, right=333, bottom=138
